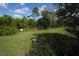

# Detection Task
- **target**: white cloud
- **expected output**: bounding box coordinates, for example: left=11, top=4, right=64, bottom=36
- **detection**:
left=39, top=5, right=47, bottom=15
left=14, top=7, right=31, bottom=14
left=13, top=14, right=23, bottom=18
left=20, top=3, right=25, bottom=6
left=39, top=5, right=47, bottom=12
left=0, top=3, right=8, bottom=8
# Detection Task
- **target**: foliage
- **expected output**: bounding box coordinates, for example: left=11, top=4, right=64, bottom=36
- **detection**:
left=27, top=19, right=36, bottom=28
left=56, top=4, right=79, bottom=26
left=32, top=7, right=39, bottom=17
left=0, top=25, right=17, bottom=36
left=0, top=15, right=17, bottom=36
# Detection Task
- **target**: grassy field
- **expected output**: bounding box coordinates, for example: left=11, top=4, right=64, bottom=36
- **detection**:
left=0, top=27, right=74, bottom=56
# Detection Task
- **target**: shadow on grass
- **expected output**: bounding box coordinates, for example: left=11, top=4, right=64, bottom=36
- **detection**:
left=27, top=33, right=79, bottom=56
left=66, top=28, right=79, bottom=39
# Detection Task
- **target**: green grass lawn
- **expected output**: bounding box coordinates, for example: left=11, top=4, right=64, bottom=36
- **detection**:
left=0, top=27, right=74, bottom=56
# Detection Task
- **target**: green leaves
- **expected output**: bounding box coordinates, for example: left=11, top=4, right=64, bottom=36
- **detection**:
left=32, top=7, right=39, bottom=17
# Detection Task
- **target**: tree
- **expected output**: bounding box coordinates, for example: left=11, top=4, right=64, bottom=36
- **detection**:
left=56, top=4, right=79, bottom=26
left=2, top=15, right=13, bottom=26
left=14, top=18, right=22, bottom=29
left=21, top=16, right=27, bottom=28
left=40, top=8, right=52, bottom=29
left=0, top=15, right=17, bottom=36
left=27, top=18, right=36, bottom=28
left=0, top=16, right=5, bottom=25
left=32, top=7, right=39, bottom=19
left=56, top=3, right=79, bottom=38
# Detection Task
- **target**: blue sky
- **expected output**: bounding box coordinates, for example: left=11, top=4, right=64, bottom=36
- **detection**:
left=0, top=3, right=56, bottom=18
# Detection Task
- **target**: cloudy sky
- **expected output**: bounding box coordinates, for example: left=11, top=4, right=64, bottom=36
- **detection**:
left=0, top=3, right=56, bottom=18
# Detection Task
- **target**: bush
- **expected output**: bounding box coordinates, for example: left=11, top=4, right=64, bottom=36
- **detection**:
left=0, top=26, right=17, bottom=36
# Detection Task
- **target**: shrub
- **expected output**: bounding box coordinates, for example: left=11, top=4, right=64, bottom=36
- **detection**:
left=0, top=26, right=17, bottom=36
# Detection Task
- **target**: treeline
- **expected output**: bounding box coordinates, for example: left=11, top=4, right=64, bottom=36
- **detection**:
left=0, top=15, right=37, bottom=35
left=0, top=14, right=58, bottom=36
left=0, top=4, right=79, bottom=36
left=0, top=7, right=59, bottom=36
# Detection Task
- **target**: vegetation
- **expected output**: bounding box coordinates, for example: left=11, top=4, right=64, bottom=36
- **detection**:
left=0, top=27, right=73, bottom=55
left=0, top=3, right=79, bottom=56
